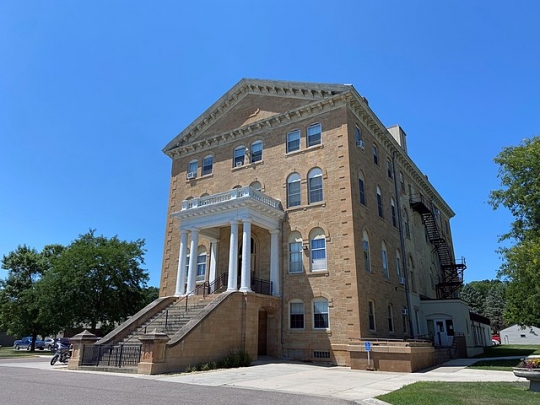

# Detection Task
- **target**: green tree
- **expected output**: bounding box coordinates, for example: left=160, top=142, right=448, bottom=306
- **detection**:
left=460, top=283, right=486, bottom=314
left=484, top=282, right=507, bottom=332
left=0, top=245, right=57, bottom=350
left=489, top=136, right=540, bottom=327
left=143, top=286, right=160, bottom=305
left=41, top=230, right=149, bottom=334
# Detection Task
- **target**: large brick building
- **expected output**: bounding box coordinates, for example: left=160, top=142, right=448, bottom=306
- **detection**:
left=155, top=78, right=483, bottom=367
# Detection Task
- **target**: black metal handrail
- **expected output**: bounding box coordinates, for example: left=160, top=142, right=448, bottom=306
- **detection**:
left=81, top=343, right=141, bottom=368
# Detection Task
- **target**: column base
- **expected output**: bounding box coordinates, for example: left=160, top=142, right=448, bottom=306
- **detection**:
left=239, top=287, right=253, bottom=293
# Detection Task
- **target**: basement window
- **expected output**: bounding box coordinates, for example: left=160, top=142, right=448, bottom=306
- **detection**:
left=313, top=350, right=330, bottom=359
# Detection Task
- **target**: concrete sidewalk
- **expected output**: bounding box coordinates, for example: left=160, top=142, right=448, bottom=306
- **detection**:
left=0, top=356, right=525, bottom=404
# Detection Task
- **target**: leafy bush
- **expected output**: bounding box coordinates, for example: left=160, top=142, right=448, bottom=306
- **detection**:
left=182, top=348, right=252, bottom=373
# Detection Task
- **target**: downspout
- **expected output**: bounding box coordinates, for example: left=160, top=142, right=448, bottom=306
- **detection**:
left=280, top=218, right=285, bottom=355
left=392, top=151, right=415, bottom=338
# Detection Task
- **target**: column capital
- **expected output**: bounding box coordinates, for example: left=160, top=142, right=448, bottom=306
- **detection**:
left=229, top=220, right=239, bottom=226
left=240, top=218, right=253, bottom=224
left=270, top=229, right=280, bottom=235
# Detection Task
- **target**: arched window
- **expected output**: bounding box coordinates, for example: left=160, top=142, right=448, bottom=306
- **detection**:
left=308, top=168, right=323, bottom=204
left=363, top=231, right=371, bottom=273
left=372, top=144, right=379, bottom=165
left=313, top=298, right=329, bottom=329
left=359, top=172, right=366, bottom=206
left=233, top=146, right=245, bottom=167
left=376, top=186, right=383, bottom=218
left=202, top=155, right=213, bottom=176
left=355, top=124, right=364, bottom=147
left=396, top=249, right=403, bottom=280
left=388, top=304, right=395, bottom=333
left=310, top=228, right=326, bottom=272
left=251, top=140, right=263, bottom=163
left=287, top=173, right=301, bottom=207
left=288, top=231, right=303, bottom=274
left=289, top=300, right=305, bottom=329
left=391, top=198, right=397, bottom=227
left=287, top=129, right=300, bottom=153
left=368, top=300, right=376, bottom=331
left=187, top=159, right=198, bottom=179
left=196, top=247, right=207, bottom=282
left=382, top=242, right=389, bottom=279
left=250, top=181, right=262, bottom=192
left=403, top=209, right=410, bottom=238
left=307, top=123, right=322, bottom=147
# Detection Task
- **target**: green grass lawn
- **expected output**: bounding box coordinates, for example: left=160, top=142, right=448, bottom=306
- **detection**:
left=0, top=346, right=53, bottom=358
left=474, top=344, right=540, bottom=358
left=378, top=382, right=538, bottom=405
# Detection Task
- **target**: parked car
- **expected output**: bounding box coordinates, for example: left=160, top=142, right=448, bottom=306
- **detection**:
left=13, top=336, right=45, bottom=350
left=43, top=338, right=56, bottom=351
left=492, top=334, right=501, bottom=345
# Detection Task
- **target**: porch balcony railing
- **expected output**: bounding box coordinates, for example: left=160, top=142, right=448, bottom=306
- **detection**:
left=181, top=186, right=281, bottom=211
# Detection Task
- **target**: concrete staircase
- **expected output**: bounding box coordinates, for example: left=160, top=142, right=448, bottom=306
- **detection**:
left=120, top=296, right=214, bottom=345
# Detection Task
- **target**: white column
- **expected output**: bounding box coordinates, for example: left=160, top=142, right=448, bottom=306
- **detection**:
left=227, top=221, right=239, bottom=291
left=270, top=229, right=280, bottom=296
left=175, top=229, right=189, bottom=296
left=186, top=228, right=199, bottom=295
left=209, top=240, right=218, bottom=293
left=239, top=219, right=252, bottom=292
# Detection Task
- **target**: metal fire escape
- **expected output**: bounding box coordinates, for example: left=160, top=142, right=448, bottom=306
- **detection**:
left=409, top=194, right=466, bottom=299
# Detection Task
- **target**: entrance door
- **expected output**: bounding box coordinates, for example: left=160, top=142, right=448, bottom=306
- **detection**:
left=435, top=319, right=449, bottom=346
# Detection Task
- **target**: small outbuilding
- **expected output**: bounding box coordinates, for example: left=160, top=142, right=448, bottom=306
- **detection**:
left=499, top=325, right=540, bottom=345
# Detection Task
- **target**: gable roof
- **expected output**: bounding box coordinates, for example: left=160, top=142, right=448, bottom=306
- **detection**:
left=162, top=78, right=352, bottom=155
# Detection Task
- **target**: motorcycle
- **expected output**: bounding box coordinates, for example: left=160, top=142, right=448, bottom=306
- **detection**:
left=50, top=343, right=72, bottom=365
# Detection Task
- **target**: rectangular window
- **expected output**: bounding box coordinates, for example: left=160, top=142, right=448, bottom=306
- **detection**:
left=377, top=194, right=383, bottom=218
left=372, top=145, right=379, bottom=165
left=368, top=301, right=376, bottom=331
left=387, top=160, right=393, bottom=178
left=202, top=156, right=213, bottom=176
left=307, top=123, right=322, bottom=147
left=359, top=178, right=366, bottom=205
left=196, top=254, right=206, bottom=281
left=288, top=181, right=301, bottom=207
left=382, top=250, right=389, bottom=279
left=355, top=125, right=363, bottom=147
left=309, top=176, right=323, bottom=203
left=363, top=240, right=370, bottom=272
left=251, top=142, right=263, bottom=163
left=388, top=306, right=394, bottom=333
left=391, top=204, right=397, bottom=227
left=290, top=302, right=304, bottom=329
left=287, top=129, right=300, bottom=153
left=188, top=161, right=198, bottom=178
left=313, top=301, right=329, bottom=329
left=311, top=238, right=327, bottom=271
left=289, top=242, right=303, bottom=273
left=233, top=148, right=245, bottom=167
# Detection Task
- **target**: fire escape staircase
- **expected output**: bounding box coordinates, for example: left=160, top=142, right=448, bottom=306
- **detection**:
left=409, top=194, right=466, bottom=299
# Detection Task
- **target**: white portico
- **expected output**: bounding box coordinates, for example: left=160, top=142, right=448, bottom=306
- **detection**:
left=171, top=186, right=285, bottom=297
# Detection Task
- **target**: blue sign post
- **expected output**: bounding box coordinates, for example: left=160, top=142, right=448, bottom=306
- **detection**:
left=365, top=341, right=373, bottom=370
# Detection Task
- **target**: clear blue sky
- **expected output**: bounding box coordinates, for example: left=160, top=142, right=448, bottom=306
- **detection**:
left=2, top=1, right=539, bottom=287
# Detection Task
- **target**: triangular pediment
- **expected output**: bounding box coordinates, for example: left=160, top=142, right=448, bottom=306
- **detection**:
left=163, top=79, right=352, bottom=155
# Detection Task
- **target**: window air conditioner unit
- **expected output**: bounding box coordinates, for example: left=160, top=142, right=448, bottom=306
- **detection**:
left=358, top=140, right=365, bottom=149
left=186, top=172, right=196, bottom=180
left=235, top=161, right=243, bottom=167
left=401, top=308, right=408, bottom=316
left=399, top=277, right=406, bottom=285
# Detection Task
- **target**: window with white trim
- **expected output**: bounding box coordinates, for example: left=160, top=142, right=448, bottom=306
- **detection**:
left=251, top=140, right=263, bottom=163
left=368, top=300, right=376, bottom=331
left=288, top=231, right=303, bottom=274
left=386, top=158, right=393, bottom=178
left=376, top=186, right=383, bottom=218
left=310, top=228, right=327, bottom=272
left=250, top=181, right=262, bottom=192
left=187, top=159, right=198, bottom=179
left=359, top=172, right=366, bottom=206
left=355, top=125, right=363, bottom=146
left=372, top=144, right=379, bottom=165
left=388, top=304, right=395, bottom=333
left=290, top=301, right=305, bottom=329
left=313, top=298, right=329, bottom=329
left=196, top=249, right=207, bottom=282
left=287, top=129, right=300, bottom=153
left=202, top=155, right=213, bottom=176
left=382, top=242, right=389, bottom=280
left=363, top=231, right=371, bottom=273
left=233, top=146, right=245, bottom=167
left=307, top=123, right=322, bottom=147
left=287, top=173, right=301, bottom=208
left=308, top=168, right=323, bottom=204
left=391, top=198, right=397, bottom=227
